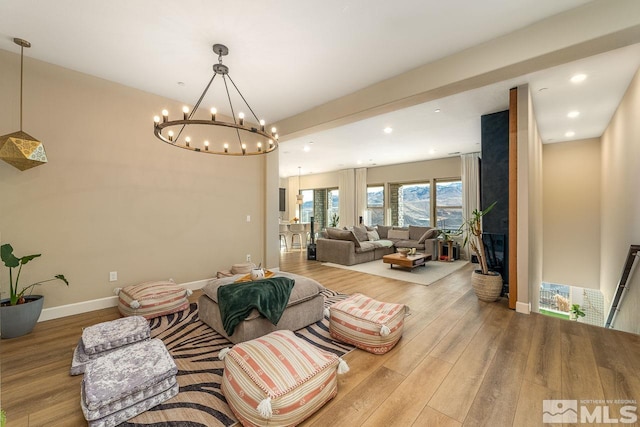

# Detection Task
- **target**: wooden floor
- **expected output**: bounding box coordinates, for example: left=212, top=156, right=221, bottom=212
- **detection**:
left=2, top=251, right=640, bottom=426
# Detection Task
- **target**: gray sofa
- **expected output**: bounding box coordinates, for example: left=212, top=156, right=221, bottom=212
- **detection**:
left=316, top=225, right=438, bottom=266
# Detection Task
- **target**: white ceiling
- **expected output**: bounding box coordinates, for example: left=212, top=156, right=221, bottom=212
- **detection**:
left=1, top=1, right=638, bottom=178
left=280, top=43, right=640, bottom=177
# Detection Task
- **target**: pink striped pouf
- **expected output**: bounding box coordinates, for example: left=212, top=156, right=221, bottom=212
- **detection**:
left=219, top=330, right=349, bottom=427
left=328, top=293, right=408, bottom=354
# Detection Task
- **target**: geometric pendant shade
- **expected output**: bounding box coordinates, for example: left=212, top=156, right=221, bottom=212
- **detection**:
left=0, top=38, right=47, bottom=171
left=0, top=130, right=48, bottom=171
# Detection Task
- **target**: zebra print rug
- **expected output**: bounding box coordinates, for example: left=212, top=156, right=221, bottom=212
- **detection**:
left=122, top=289, right=352, bottom=427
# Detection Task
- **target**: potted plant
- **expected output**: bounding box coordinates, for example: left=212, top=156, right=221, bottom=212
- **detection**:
left=329, top=213, right=339, bottom=228
left=569, top=304, right=585, bottom=321
left=459, top=202, right=502, bottom=302
left=1, top=243, right=69, bottom=339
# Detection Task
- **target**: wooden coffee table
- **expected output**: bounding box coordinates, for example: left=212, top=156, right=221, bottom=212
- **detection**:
left=382, top=252, right=431, bottom=270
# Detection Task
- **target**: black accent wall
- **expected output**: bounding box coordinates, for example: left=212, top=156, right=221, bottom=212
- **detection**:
left=480, top=110, right=509, bottom=286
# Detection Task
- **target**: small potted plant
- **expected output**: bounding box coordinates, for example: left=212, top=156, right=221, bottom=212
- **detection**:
left=1, top=243, right=69, bottom=339
left=569, top=304, right=586, bottom=321
left=458, top=202, right=502, bottom=302
left=329, top=213, right=339, bottom=228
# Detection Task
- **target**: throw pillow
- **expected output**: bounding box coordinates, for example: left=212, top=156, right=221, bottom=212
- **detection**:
left=418, top=228, right=439, bottom=243
left=367, top=230, right=380, bottom=241
left=376, top=225, right=391, bottom=239
left=387, top=229, right=410, bottom=240
left=326, top=228, right=361, bottom=248
left=352, top=225, right=369, bottom=242
left=325, top=227, right=343, bottom=239
left=408, top=225, right=430, bottom=241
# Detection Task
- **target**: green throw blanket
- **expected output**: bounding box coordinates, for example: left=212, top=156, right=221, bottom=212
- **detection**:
left=217, top=277, right=295, bottom=336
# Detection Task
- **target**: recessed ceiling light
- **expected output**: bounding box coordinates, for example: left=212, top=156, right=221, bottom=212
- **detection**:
left=177, top=81, right=185, bottom=86
left=303, top=145, right=310, bottom=152
left=434, top=108, right=441, bottom=113
left=357, top=160, right=363, bottom=165
left=570, top=74, right=587, bottom=83
left=383, top=127, right=393, bottom=134
left=308, top=141, right=314, bottom=144
left=565, top=131, right=576, bottom=137
left=567, top=111, right=580, bottom=118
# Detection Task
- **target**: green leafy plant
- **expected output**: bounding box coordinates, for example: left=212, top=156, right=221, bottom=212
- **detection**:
left=1, top=243, right=69, bottom=306
left=329, top=213, right=340, bottom=228
left=570, top=304, right=586, bottom=319
left=458, top=201, right=497, bottom=275
left=1, top=408, right=6, bottom=427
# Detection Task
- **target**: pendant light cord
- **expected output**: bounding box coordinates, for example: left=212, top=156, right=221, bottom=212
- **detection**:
left=19, top=44, right=24, bottom=131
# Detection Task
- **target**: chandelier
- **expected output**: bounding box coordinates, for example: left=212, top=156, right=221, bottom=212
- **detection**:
left=153, top=44, right=278, bottom=156
left=0, top=38, right=48, bottom=171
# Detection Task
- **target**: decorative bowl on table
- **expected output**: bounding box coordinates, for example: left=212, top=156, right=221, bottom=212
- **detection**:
left=397, top=248, right=410, bottom=257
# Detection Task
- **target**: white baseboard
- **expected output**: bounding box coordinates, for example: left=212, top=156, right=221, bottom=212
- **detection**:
left=516, top=301, right=531, bottom=315
left=38, top=277, right=212, bottom=322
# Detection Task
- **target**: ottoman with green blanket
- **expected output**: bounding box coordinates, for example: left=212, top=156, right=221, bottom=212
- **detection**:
left=198, top=271, right=325, bottom=343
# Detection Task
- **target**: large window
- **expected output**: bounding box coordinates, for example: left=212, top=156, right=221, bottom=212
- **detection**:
left=435, top=180, right=462, bottom=230
left=366, top=185, right=384, bottom=226
left=299, top=189, right=314, bottom=223
left=393, top=182, right=430, bottom=226
left=327, top=189, right=339, bottom=226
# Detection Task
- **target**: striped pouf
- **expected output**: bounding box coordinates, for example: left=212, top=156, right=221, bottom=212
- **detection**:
left=328, top=293, right=408, bottom=354
left=116, top=280, right=192, bottom=320
left=219, top=330, right=349, bottom=427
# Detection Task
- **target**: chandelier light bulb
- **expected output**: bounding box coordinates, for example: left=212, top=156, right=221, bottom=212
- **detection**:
left=257, top=142, right=263, bottom=152
left=241, top=143, right=247, bottom=155
left=204, top=140, right=209, bottom=151
left=168, top=130, right=174, bottom=141
left=210, top=107, right=217, bottom=121
left=238, top=112, right=245, bottom=126
left=271, top=127, right=277, bottom=135
left=185, top=136, right=191, bottom=147
left=153, top=116, right=160, bottom=124
left=269, top=139, right=274, bottom=147
left=259, top=119, right=265, bottom=131
left=224, top=143, right=229, bottom=153
left=162, top=109, right=169, bottom=123
left=182, top=106, right=189, bottom=120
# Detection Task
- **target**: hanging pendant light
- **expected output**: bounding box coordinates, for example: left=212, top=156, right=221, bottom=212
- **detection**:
left=0, top=38, right=48, bottom=171
left=296, top=167, right=304, bottom=205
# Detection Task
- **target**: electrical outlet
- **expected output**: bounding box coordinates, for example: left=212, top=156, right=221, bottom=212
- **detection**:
left=246, top=254, right=251, bottom=262
left=109, top=271, right=118, bottom=282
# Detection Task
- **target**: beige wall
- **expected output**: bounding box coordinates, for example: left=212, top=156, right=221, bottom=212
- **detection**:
left=367, top=157, right=461, bottom=184
left=542, top=138, right=601, bottom=289
left=0, top=50, right=275, bottom=309
left=600, top=67, right=640, bottom=334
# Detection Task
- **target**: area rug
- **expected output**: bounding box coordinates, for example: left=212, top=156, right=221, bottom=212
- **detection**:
left=122, top=288, right=352, bottom=427
left=322, top=259, right=468, bottom=286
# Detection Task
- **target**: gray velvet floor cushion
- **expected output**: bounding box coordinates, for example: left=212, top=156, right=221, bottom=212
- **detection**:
left=81, top=338, right=178, bottom=427
left=199, top=271, right=325, bottom=343
left=71, top=315, right=150, bottom=375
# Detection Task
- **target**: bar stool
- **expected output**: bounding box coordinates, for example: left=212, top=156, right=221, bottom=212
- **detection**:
left=279, top=224, right=292, bottom=251
left=289, top=223, right=307, bottom=249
